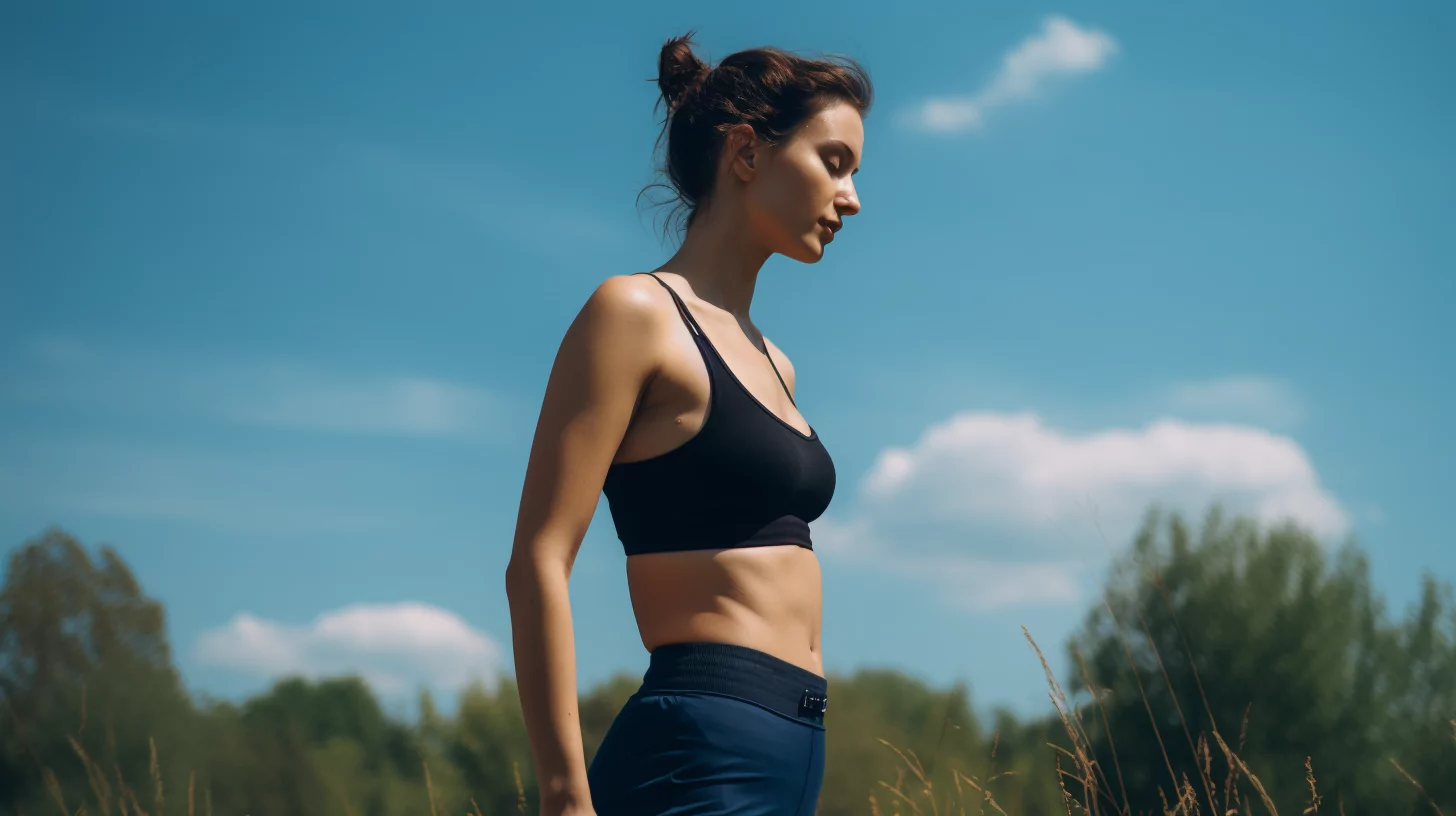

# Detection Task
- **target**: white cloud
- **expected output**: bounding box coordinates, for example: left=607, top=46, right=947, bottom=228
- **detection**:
left=863, top=412, right=1347, bottom=538
left=195, top=602, right=501, bottom=695
left=908, top=16, right=1118, bottom=133
left=816, top=411, right=1348, bottom=610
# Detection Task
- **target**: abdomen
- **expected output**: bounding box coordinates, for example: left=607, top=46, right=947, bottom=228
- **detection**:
left=626, top=544, right=824, bottom=676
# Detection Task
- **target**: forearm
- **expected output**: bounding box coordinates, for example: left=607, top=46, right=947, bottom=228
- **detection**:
left=505, top=557, right=592, bottom=808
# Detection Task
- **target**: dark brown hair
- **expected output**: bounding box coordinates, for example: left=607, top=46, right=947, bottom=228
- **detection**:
left=640, top=31, right=874, bottom=239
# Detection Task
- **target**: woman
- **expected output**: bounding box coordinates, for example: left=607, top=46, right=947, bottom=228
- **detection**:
left=505, top=30, right=871, bottom=816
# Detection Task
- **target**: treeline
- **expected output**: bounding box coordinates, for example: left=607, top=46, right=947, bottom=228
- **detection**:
left=1, top=510, right=1452, bottom=815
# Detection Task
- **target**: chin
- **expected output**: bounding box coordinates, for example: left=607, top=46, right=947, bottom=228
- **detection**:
left=786, top=237, right=826, bottom=264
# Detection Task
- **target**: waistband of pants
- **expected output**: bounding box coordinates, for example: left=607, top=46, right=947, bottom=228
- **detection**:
left=640, top=641, right=829, bottom=725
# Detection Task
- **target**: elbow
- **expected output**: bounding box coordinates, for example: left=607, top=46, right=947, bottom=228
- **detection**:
left=504, top=563, right=533, bottom=613
left=504, top=552, right=568, bottom=600
left=504, top=557, right=529, bottom=599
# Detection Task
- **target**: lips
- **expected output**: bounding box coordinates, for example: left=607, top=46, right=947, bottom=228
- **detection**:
left=819, top=220, right=839, bottom=242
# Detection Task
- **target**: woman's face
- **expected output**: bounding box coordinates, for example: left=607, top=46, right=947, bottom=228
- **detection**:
left=743, top=100, right=864, bottom=264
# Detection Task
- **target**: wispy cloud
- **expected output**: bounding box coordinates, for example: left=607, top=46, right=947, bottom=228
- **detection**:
left=195, top=603, right=502, bottom=695
left=46, top=486, right=409, bottom=536
left=4, top=428, right=453, bottom=536
left=26, top=333, right=97, bottom=366
left=3, top=336, right=500, bottom=534
left=22, top=90, right=626, bottom=253
left=15, top=84, right=301, bottom=153
left=344, top=143, right=626, bottom=252
left=215, top=363, right=499, bottom=438
left=7, top=335, right=502, bottom=440
left=906, top=16, right=1118, bottom=134
left=901, top=555, right=1081, bottom=611
left=817, top=517, right=1082, bottom=612
left=815, top=410, right=1347, bottom=610
left=1160, top=376, right=1305, bottom=428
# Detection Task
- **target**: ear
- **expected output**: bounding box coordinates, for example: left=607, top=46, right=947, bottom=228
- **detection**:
left=726, top=123, right=760, bottom=183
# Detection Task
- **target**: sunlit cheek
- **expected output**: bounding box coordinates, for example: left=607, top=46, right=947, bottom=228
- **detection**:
left=774, top=177, right=813, bottom=226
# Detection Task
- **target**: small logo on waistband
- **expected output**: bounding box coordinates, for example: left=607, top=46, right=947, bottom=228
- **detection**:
left=799, top=691, right=828, bottom=716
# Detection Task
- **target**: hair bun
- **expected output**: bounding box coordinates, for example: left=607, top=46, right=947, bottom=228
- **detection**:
left=657, top=31, right=710, bottom=113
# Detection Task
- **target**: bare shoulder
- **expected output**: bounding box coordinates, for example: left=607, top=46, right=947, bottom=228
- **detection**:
left=578, top=273, right=670, bottom=329
left=551, top=273, right=673, bottom=384
left=761, top=335, right=797, bottom=395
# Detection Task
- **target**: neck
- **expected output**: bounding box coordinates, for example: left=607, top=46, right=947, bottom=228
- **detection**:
left=657, top=204, right=771, bottom=319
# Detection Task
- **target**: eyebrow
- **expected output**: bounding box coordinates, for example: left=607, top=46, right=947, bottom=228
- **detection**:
left=826, top=139, right=861, bottom=175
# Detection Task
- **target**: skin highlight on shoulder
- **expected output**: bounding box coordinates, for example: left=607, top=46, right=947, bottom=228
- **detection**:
left=580, top=274, right=669, bottom=333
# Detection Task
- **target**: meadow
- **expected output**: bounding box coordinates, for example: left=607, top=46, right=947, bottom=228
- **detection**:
left=4, top=508, right=1453, bottom=815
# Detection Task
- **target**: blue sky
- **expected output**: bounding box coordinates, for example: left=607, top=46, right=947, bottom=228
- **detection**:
left=2, top=2, right=1452, bottom=719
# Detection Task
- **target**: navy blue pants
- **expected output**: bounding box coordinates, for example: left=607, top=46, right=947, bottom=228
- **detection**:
left=587, top=641, right=828, bottom=815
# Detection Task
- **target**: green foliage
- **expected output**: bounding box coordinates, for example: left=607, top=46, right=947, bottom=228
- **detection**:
left=1, top=512, right=1452, bottom=815
left=820, top=671, right=982, bottom=814
left=1070, top=507, right=1456, bottom=814
left=445, top=676, right=534, bottom=815
left=0, top=527, right=198, bottom=813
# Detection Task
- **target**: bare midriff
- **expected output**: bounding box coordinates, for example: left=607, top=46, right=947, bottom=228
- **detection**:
left=626, top=543, right=824, bottom=678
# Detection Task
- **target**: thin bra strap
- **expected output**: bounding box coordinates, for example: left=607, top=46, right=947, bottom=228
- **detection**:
left=762, top=345, right=797, bottom=407
left=637, top=272, right=795, bottom=406
left=638, top=272, right=704, bottom=338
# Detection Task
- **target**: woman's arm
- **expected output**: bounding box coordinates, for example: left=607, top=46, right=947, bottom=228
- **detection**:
left=504, top=274, right=663, bottom=813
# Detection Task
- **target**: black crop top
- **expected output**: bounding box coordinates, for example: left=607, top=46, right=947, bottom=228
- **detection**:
left=601, top=273, right=837, bottom=556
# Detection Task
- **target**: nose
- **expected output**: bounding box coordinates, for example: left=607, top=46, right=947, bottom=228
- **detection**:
left=836, top=177, right=861, bottom=217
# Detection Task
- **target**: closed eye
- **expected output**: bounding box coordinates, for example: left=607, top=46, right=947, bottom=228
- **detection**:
left=822, top=138, right=861, bottom=176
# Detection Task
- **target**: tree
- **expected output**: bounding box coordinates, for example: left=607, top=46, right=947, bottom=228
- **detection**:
left=241, top=675, right=420, bottom=778
left=0, top=527, right=196, bottom=812
left=6, top=519, right=1448, bottom=814
left=229, top=675, right=426, bottom=816
left=1377, top=575, right=1456, bottom=813
left=1069, top=507, right=1456, bottom=814
left=447, top=676, right=536, bottom=814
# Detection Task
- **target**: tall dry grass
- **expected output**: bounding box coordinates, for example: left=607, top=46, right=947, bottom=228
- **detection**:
left=865, top=607, right=1454, bottom=816
left=861, top=510, right=1452, bottom=815
left=18, top=532, right=1453, bottom=816
left=30, top=669, right=1453, bottom=816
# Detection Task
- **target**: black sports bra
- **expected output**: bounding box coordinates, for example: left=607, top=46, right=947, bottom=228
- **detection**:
left=601, top=273, right=837, bottom=557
